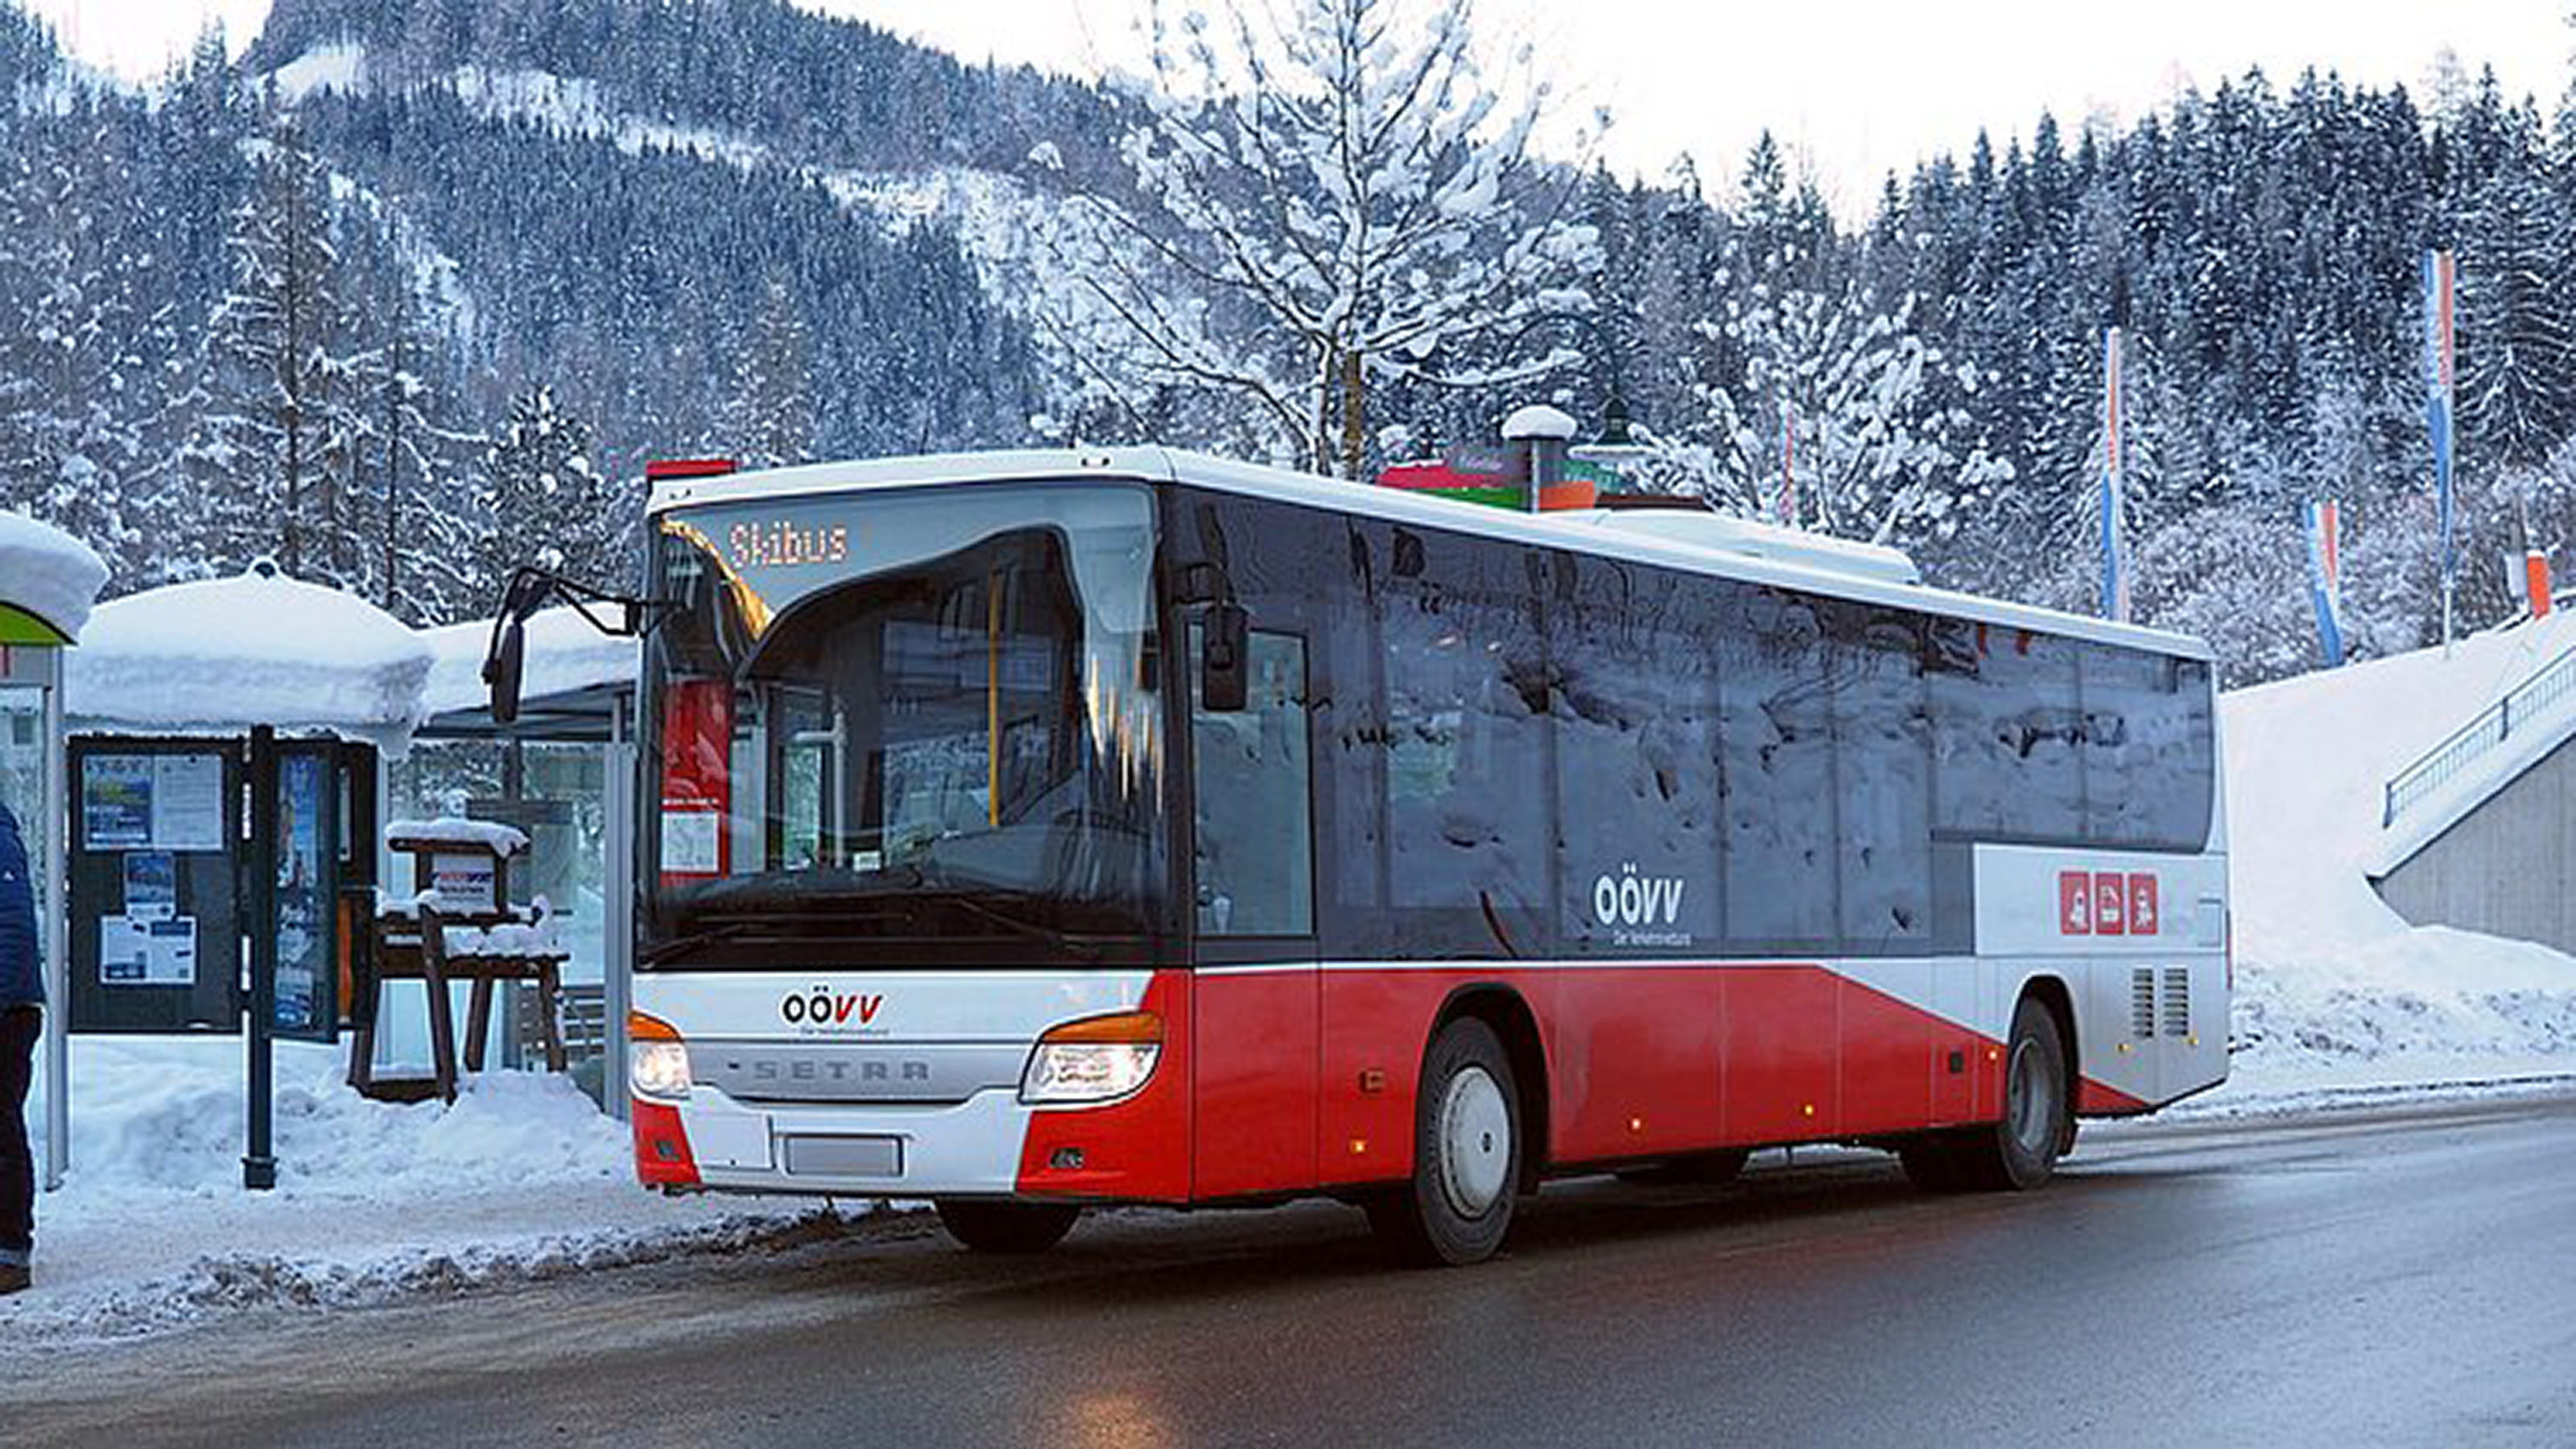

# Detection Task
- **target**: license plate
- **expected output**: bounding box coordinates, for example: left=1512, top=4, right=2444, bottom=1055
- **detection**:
left=779, top=1134, right=904, bottom=1179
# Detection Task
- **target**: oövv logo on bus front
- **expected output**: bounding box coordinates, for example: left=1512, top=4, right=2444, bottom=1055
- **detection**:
left=781, top=987, right=884, bottom=1030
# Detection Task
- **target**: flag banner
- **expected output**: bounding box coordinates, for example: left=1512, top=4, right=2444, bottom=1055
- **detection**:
left=2424, top=250, right=2457, bottom=597
left=2101, top=326, right=2130, bottom=623
left=2304, top=498, right=2346, bottom=667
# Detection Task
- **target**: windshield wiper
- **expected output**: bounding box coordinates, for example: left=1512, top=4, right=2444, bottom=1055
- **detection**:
left=639, top=919, right=766, bottom=966
left=910, top=892, right=1101, bottom=964
left=646, top=898, right=1100, bottom=964
left=639, top=910, right=894, bottom=964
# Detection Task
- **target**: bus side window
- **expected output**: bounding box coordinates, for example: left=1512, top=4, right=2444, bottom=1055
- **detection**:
left=1378, top=567, right=1550, bottom=953
left=1191, top=626, right=1315, bottom=937
left=1554, top=557, right=1723, bottom=953
left=1929, top=625, right=2082, bottom=842
left=1831, top=603, right=1932, bottom=947
left=1720, top=585, right=1839, bottom=944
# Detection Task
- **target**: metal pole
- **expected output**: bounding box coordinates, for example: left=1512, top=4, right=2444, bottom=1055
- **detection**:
left=603, top=692, right=634, bottom=1121
left=244, top=726, right=278, bottom=1191
left=40, top=658, right=67, bottom=1193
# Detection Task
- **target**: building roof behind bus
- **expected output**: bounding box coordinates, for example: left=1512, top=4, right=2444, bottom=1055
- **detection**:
left=646, top=447, right=2215, bottom=663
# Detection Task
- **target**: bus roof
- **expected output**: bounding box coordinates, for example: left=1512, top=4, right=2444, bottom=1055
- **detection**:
left=646, top=446, right=2216, bottom=663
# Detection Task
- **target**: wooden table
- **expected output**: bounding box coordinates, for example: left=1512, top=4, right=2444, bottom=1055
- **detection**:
left=348, top=827, right=572, bottom=1104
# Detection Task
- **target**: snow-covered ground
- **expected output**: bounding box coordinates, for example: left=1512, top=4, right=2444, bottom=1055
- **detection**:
left=2220, top=608, right=2576, bottom=1095
left=13, top=615, right=2576, bottom=1345
left=6, top=1038, right=871, bottom=1348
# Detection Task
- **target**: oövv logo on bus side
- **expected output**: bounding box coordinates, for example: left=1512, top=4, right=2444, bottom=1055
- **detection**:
left=1593, top=863, right=1690, bottom=946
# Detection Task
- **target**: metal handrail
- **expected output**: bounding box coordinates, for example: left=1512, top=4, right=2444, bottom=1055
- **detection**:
left=2383, top=642, right=2576, bottom=826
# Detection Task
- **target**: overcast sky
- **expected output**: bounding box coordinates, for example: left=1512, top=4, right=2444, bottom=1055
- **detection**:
left=29, top=0, right=2572, bottom=212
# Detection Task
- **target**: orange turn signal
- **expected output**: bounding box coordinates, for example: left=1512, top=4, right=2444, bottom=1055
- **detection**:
left=630, top=1010, right=683, bottom=1042
left=1038, top=1009, right=1163, bottom=1046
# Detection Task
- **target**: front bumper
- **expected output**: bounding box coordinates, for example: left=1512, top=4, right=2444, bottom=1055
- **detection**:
left=631, top=969, right=1195, bottom=1201
left=650, top=1085, right=1038, bottom=1198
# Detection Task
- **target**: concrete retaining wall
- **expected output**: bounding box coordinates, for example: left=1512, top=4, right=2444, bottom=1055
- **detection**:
left=2376, top=732, right=2576, bottom=953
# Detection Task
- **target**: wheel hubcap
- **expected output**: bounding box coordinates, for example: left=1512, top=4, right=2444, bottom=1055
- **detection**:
left=2007, top=1038, right=2058, bottom=1158
left=1439, top=1066, right=1513, bottom=1218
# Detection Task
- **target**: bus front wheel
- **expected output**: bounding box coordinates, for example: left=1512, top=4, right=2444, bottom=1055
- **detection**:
left=935, top=1199, right=1081, bottom=1254
left=1368, top=1017, right=1524, bottom=1267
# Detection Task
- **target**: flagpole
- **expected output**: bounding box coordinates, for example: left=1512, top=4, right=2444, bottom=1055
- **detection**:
left=2102, top=326, right=2128, bottom=624
left=2426, top=248, right=2458, bottom=658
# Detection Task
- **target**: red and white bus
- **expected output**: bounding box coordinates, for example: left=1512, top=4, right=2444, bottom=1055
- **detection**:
left=614, top=448, right=2226, bottom=1265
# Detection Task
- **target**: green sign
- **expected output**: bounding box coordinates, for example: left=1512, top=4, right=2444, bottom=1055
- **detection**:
left=0, top=602, right=71, bottom=646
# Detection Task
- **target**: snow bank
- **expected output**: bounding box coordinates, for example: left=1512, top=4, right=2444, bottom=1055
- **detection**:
left=418, top=605, right=635, bottom=719
left=7, top=1038, right=869, bottom=1344
left=2220, top=610, right=2576, bottom=1092
left=65, top=567, right=435, bottom=744
left=0, top=509, right=109, bottom=642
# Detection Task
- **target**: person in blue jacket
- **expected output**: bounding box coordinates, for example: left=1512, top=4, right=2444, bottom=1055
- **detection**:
left=0, top=797, right=40, bottom=1294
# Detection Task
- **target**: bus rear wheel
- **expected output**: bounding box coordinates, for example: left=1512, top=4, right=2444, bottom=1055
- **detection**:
left=935, top=1199, right=1081, bottom=1254
left=1368, top=1017, right=1523, bottom=1267
left=1953, top=997, right=2070, bottom=1191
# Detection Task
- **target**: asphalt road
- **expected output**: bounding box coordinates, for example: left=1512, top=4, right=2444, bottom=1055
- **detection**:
left=17, top=1091, right=2576, bottom=1447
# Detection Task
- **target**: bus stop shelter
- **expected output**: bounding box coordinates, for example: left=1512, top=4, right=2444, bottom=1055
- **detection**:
left=0, top=511, right=109, bottom=1191
left=59, top=566, right=432, bottom=1168
left=411, top=607, right=638, bottom=1113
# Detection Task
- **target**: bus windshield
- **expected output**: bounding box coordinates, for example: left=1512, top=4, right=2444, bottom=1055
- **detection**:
left=641, top=483, right=1167, bottom=965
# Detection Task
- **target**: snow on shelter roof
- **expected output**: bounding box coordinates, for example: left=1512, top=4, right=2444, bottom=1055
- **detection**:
left=65, top=565, right=436, bottom=745
left=0, top=510, right=109, bottom=645
left=648, top=447, right=2215, bottom=662
left=419, top=605, right=637, bottom=720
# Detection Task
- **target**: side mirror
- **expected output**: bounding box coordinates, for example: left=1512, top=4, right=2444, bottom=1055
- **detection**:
left=1200, top=602, right=1249, bottom=712
left=483, top=615, right=527, bottom=725
left=499, top=568, right=550, bottom=621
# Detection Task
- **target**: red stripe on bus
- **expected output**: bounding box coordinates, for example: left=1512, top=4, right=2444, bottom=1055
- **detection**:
left=1158, top=964, right=2160, bottom=1200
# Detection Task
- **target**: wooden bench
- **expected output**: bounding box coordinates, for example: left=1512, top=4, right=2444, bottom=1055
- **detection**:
left=348, top=823, right=572, bottom=1104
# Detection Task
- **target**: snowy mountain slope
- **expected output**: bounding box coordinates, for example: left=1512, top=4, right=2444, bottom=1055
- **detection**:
left=268, top=41, right=774, bottom=174
left=256, top=34, right=1123, bottom=382
left=2222, top=613, right=2576, bottom=1089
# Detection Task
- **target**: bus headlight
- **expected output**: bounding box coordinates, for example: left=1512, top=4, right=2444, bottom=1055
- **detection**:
left=1021, top=1010, right=1162, bottom=1104
left=630, top=1010, right=693, bottom=1102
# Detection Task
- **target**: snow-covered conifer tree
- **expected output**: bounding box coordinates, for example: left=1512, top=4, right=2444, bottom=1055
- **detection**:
left=2458, top=158, right=2576, bottom=547
left=200, top=109, right=357, bottom=580
left=357, top=280, right=484, bottom=623
left=479, top=386, right=630, bottom=594
left=729, top=277, right=815, bottom=470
